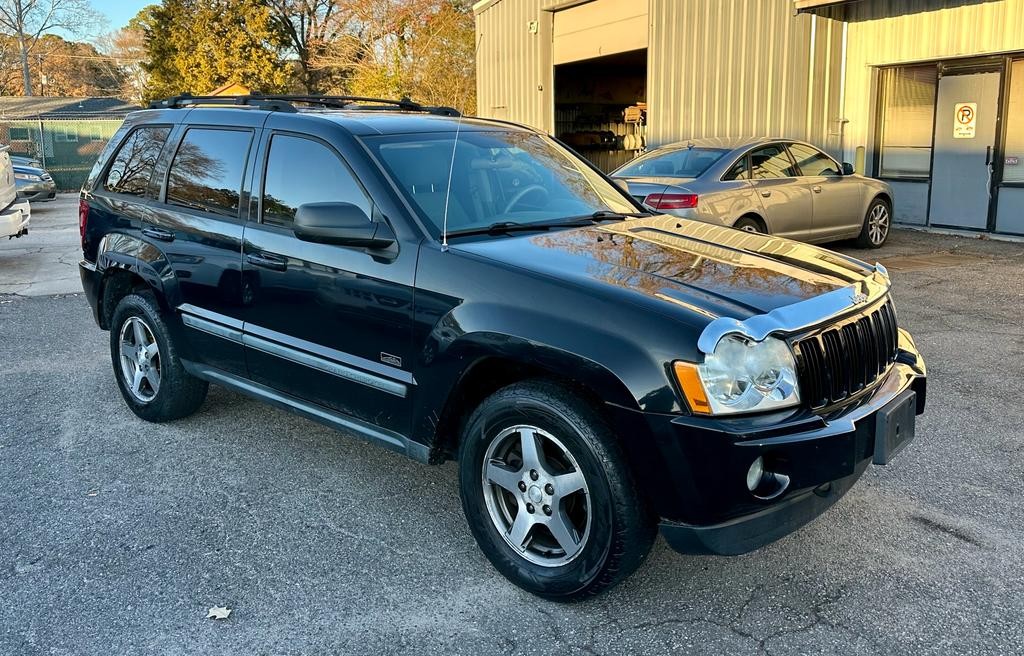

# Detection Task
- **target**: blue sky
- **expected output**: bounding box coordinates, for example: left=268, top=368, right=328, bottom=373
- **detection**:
left=93, top=0, right=153, bottom=31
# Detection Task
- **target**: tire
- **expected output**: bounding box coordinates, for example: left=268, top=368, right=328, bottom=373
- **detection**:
left=734, top=216, right=765, bottom=234
left=856, top=198, right=891, bottom=248
left=109, top=292, right=208, bottom=422
left=458, top=380, right=655, bottom=601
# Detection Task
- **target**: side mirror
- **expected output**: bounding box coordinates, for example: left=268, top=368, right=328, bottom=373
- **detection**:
left=842, top=162, right=855, bottom=176
left=613, top=178, right=630, bottom=193
left=293, top=202, right=395, bottom=249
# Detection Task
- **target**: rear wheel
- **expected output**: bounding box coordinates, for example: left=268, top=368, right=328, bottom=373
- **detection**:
left=856, top=198, right=891, bottom=248
left=109, top=293, right=208, bottom=422
left=458, top=381, right=654, bottom=600
left=734, top=216, right=765, bottom=234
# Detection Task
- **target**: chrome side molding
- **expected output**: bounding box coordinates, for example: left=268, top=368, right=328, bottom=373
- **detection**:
left=697, top=263, right=891, bottom=354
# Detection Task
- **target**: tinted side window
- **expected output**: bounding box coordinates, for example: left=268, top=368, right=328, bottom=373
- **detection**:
left=166, top=128, right=252, bottom=217
left=103, top=126, right=170, bottom=197
left=788, top=143, right=841, bottom=177
left=749, top=145, right=798, bottom=179
left=261, top=134, right=371, bottom=226
left=723, top=156, right=750, bottom=181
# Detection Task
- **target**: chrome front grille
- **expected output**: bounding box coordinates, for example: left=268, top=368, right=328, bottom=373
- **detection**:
left=794, top=301, right=899, bottom=409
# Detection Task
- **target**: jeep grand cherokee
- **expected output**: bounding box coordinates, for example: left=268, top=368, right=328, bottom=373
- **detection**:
left=79, top=95, right=926, bottom=600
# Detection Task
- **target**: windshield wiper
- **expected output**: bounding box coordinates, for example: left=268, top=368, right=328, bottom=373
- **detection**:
left=446, top=211, right=650, bottom=240
left=447, top=218, right=598, bottom=238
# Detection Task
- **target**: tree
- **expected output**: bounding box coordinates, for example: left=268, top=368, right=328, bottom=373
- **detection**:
left=312, top=0, right=476, bottom=112
left=142, top=0, right=290, bottom=102
left=0, top=33, right=125, bottom=96
left=0, top=0, right=101, bottom=95
left=96, top=8, right=154, bottom=103
left=267, top=0, right=345, bottom=93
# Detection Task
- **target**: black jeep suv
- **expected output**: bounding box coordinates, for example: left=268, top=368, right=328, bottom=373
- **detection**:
left=79, top=95, right=926, bottom=600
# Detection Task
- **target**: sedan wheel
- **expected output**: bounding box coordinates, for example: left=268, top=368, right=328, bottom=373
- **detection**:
left=857, top=199, right=891, bottom=248
left=482, top=424, right=591, bottom=567
left=868, top=204, right=889, bottom=245
left=118, top=316, right=162, bottom=402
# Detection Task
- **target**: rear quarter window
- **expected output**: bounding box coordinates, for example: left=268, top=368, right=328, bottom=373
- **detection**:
left=102, top=126, right=171, bottom=197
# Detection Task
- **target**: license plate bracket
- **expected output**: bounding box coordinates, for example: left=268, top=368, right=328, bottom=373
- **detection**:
left=873, top=389, right=917, bottom=465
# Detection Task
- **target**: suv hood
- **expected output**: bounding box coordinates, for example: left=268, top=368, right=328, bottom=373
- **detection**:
left=454, top=215, right=879, bottom=322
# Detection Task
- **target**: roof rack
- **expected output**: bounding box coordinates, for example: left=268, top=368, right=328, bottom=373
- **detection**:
left=148, top=93, right=461, bottom=117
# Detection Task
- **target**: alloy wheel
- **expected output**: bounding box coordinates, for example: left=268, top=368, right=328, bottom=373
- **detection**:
left=118, top=316, right=162, bottom=403
left=868, top=204, right=890, bottom=245
left=481, top=425, right=591, bottom=567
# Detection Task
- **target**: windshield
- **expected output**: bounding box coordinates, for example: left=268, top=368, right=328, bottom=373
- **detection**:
left=364, top=130, right=637, bottom=237
left=616, top=147, right=728, bottom=178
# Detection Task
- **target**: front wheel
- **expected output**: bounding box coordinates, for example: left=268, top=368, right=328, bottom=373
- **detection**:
left=856, top=198, right=891, bottom=248
left=458, top=381, right=654, bottom=600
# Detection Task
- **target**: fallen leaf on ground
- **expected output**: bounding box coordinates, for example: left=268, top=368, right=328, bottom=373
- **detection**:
left=206, top=606, right=231, bottom=620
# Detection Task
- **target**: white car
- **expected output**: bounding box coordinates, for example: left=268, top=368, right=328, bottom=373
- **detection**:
left=0, top=145, right=31, bottom=239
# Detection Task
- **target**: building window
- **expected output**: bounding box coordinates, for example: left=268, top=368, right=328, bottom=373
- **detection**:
left=1004, top=59, right=1024, bottom=184
left=877, top=65, right=938, bottom=179
left=53, top=124, right=79, bottom=143
left=9, top=126, right=30, bottom=140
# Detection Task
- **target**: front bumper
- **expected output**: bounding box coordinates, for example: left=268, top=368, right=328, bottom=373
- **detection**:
left=16, top=180, right=57, bottom=202
left=634, top=331, right=926, bottom=556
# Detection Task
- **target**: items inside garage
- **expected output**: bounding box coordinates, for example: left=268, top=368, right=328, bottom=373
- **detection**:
left=554, top=49, right=647, bottom=172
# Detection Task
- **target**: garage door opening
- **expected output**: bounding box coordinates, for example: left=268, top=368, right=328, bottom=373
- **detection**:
left=554, top=49, right=647, bottom=173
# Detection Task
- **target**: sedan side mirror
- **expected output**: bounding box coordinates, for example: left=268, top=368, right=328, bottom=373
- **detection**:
left=293, top=202, right=395, bottom=249
left=613, top=178, right=630, bottom=193
left=842, top=162, right=855, bottom=176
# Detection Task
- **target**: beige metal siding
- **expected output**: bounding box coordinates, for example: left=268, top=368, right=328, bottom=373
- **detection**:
left=475, top=0, right=553, bottom=132
left=552, top=0, right=648, bottom=64
left=647, top=0, right=845, bottom=154
left=842, top=0, right=1024, bottom=168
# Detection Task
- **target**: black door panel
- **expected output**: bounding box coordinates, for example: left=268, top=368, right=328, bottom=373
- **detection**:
left=148, top=121, right=259, bottom=376
left=239, top=118, right=416, bottom=435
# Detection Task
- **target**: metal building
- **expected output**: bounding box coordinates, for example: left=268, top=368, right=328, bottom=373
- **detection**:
left=474, top=0, right=1024, bottom=236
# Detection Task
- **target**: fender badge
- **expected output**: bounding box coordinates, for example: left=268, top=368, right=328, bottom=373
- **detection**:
left=380, top=352, right=402, bottom=368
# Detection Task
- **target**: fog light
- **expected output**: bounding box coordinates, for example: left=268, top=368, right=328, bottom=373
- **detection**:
left=746, top=456, right=764, bottom=492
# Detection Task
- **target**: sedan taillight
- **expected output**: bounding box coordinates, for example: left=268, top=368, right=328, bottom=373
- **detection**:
left=645, top=193, right=698, bottom=210
left=79, top=199, right=89, bottom=249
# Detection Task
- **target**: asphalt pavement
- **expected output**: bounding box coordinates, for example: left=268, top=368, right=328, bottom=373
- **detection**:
left=1, top=197, right=1023, bottom=655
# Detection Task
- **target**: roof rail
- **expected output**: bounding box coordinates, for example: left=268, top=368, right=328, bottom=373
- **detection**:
left=148, top=93, right=461, bottom=116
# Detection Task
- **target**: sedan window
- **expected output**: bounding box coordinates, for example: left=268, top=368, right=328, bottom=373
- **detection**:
left=788, top=143, right=841, bottom=177
left=616, top=147, right=727, bottom=178
left=748, top=145, right=798, bottom=179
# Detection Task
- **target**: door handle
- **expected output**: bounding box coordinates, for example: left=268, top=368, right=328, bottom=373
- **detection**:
left=246, top=252, right=287, bottom=272
left=760, top=190, right=772, bottom=198
left=811, top=185, right=822, bottom=193
left=141, top=226, right=174, bottom=242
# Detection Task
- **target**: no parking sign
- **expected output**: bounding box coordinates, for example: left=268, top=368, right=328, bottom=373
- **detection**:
left=953, top=102, right=977, bottom=139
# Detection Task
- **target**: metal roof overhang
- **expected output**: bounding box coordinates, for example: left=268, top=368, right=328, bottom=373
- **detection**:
left=793, top=0, right=858, bottom=13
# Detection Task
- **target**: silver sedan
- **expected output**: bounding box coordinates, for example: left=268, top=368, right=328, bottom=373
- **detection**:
left=611, top=137, right=894, bottom=248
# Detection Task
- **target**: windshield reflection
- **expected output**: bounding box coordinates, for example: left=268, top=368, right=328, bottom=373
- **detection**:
left=365, top=130, right=636, bottom=236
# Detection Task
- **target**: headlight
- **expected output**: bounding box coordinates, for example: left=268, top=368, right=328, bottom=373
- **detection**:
left=674, top=335, right=800, bottom=415
left=15, top=173, right=41, bottom=181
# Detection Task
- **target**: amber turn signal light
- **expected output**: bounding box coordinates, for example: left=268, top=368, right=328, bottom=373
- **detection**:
left=673, top=361, right=711, bottom=415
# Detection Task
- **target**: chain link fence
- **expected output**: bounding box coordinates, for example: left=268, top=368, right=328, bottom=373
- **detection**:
left=0, top=118, right=124, bottom=191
